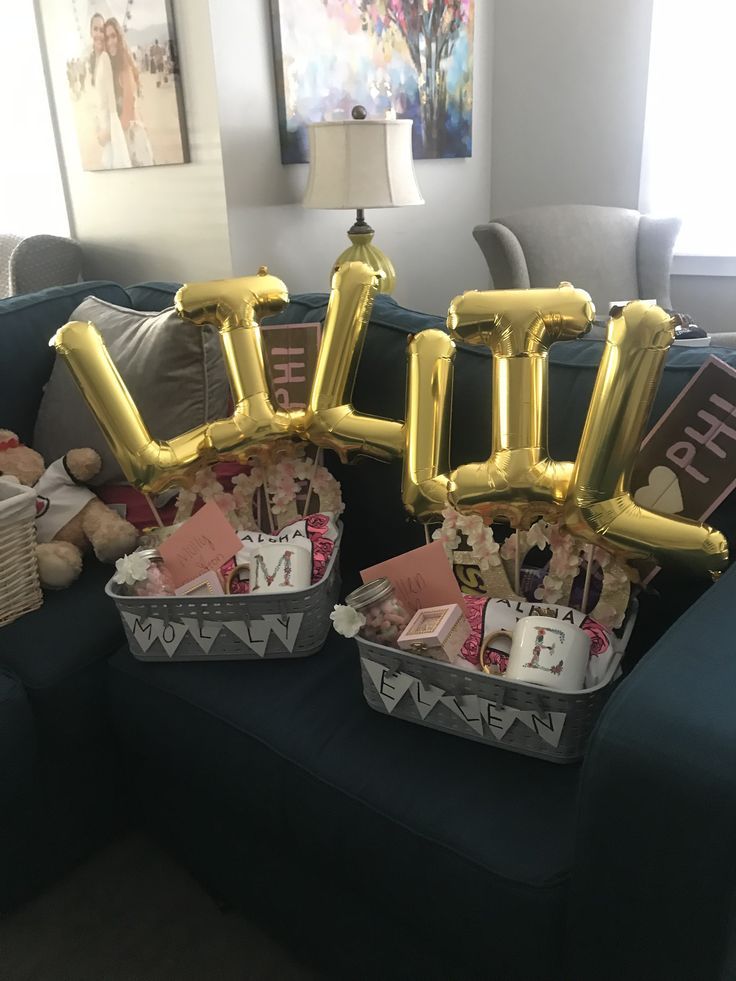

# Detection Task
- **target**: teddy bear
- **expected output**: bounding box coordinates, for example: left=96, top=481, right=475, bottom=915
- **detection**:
left=0, top=429, right=138, bottom=589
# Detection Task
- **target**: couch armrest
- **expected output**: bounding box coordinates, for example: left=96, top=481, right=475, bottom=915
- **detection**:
left=569, top=563, right=736, bottom=981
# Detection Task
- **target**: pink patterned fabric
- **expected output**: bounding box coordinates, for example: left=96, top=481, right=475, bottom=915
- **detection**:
left=306, top=512, right=335, bottom=583
left=580, top=616, right=611, bottom=657
left=460, top=596, right=490, bottom=666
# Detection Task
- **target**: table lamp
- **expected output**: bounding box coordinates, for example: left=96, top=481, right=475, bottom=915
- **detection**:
left=303, top=106, right=424, bottom=293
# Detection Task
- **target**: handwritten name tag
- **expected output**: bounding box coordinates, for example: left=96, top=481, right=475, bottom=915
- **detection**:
left=158, top=501, right=243, bottom=588
left=360, top=540, right=465, bottom=614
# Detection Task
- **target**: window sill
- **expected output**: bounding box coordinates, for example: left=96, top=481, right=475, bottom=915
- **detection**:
left=672, top=255, right=736, bottom=277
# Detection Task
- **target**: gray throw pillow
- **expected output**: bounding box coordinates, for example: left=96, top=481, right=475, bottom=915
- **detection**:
left=33, top=296, right=229, bottom=485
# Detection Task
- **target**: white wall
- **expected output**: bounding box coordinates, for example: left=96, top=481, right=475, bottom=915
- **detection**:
left=37, top=0, right=231, bottom=285
left=209, top=0, right=492, bottom=317
left=490, top=0, right=736, bottom=333
left=670, top=276, right=736, bottom=336
left=0, top=4, right=68, bottom=237
left=491, top=0, right=654, bottom=214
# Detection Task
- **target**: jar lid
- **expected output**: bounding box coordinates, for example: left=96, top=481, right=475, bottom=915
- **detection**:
left=134, top=547, right=164, bottom=564
left=345, top=577, right=394, bottom=611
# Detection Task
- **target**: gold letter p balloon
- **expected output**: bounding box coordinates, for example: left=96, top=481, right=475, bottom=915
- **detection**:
left=52, top=263, right=728, bottom=580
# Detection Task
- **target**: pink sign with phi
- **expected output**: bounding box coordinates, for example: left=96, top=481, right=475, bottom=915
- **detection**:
left=631, top=355, right=736, bottom=579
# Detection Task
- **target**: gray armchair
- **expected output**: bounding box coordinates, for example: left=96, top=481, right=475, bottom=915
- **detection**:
left=473, top=205, right=681, bottom=316
left=0, top=234, right=83, bottom=299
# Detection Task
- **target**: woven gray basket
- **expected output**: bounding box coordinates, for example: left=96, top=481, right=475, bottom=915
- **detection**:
left=107, top=527, right=341, bottom=662
left=357, top=605, right=636, bottom=763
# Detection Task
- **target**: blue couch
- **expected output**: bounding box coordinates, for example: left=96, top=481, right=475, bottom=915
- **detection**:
left=1, top=280, right=735, bottom=980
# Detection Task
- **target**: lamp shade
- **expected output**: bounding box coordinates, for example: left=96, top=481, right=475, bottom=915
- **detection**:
left=303, top=118, right=424, bottom=210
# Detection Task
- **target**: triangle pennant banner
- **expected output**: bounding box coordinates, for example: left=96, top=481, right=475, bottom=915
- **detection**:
left=180, top=618, right=222, bottom=654
left=516, top=709, right=567, bottom=747
left=478, top=699, right=519, bottom=740
left=223, top=618, right=270, bottom=657
left=157, top=620, right=188, bottom=658
left=440, top=693, right=484, bottom=736
left=408, top=678, right=445, bottom=720
left=361, top=658, right=414, bottom=713
left=262, top=613, right=304, bottom=653
left=121, top=612, right=161, bottom=653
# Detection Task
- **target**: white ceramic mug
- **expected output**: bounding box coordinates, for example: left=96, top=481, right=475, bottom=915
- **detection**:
left=480, top=615, right=591, bottom=691
left=244, top=541, right=312, bottom=594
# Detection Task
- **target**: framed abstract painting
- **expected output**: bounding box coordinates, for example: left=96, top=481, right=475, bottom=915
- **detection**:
left=270, top=0, right=474, bottom=164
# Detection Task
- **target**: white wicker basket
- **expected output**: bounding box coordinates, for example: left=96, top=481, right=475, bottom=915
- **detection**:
left=0, top=478, right=42, bottom=627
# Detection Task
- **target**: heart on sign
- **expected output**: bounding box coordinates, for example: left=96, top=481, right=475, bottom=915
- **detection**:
left=634, top=466, right=684, bottom=514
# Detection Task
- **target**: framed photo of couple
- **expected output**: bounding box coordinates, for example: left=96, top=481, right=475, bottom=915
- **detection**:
left=40, top=0, right=189, bottom=171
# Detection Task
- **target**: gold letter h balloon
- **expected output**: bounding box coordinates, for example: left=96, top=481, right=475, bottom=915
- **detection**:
left=53, top=263, right=728, bottom=579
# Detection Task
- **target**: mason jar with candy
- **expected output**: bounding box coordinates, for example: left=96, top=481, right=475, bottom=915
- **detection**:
left=112, top=547, right=176, bottom=597
left=344, top=578, right=412, bottom=648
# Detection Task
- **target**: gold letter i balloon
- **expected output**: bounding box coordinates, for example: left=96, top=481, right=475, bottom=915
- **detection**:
left=446, top=284, right=593, bottom=526
left=403, top=329, right=456, bottom=521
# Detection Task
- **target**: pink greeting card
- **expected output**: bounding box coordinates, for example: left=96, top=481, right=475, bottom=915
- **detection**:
left=360, top=541, right=466, bottom=615
left=158, top=502, right=243, bottom=588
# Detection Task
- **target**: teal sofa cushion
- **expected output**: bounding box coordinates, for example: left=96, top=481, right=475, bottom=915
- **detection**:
left=0, top=561, right=121, bottom=693
left=571, top=561, right=736, bottom=980
left=0, top=281, right=131, bottom=443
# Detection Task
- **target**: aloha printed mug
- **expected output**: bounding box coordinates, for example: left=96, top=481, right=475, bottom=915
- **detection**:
left=480, top=615, right=591, bottom=691
left=242, top=541, right=312, bottom=595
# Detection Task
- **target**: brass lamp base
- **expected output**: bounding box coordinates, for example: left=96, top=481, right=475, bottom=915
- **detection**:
left=333, top=211, right=396, bottom=293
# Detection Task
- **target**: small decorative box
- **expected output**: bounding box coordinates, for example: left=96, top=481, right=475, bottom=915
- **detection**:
left=398, top=603, right=470, bottom=664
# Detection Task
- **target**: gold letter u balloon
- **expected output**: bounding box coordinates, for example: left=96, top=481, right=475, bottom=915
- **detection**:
left=52, top=263, right=728, bottom=578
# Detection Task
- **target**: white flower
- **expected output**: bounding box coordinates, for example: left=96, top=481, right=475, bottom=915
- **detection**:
left=500, top=531, right=519, bottom=561
left=113, top=551, right=152, bottom=586
left=330, top=604, right=366, bottom=639
left=526, top=520, right=550, bottom=552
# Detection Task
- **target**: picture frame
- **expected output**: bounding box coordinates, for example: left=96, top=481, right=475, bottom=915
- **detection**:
left=269, top=0, right=474, bottom=164
left=44, top=0, right=189, bottom=172
left=174, top=571, right=224, bottom=598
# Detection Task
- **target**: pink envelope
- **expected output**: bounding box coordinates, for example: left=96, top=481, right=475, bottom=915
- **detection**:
left=158, top=501, right=243, bottom=588
left=360, top=541, right=466, bottom=615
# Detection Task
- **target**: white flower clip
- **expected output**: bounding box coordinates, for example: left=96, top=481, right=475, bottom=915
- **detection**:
left=330, top=604, right=366, bottom=639
left=113, top=551, right=152, bottom=587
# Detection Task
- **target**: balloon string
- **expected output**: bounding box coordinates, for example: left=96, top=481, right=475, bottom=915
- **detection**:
left=144, top=493, right=164, bottom=528
left=514, top=532, right=521, bottom=596
left=424, top=525, right=431, bottom=545
left=581, top=544, right=594, bottom=614
left=303, top=448, right=320, bottom=517
left=263, top=476, right=276, bottom=535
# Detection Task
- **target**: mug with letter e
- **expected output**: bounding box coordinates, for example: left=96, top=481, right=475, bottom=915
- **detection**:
left=480, top=616, right=591, bottom=691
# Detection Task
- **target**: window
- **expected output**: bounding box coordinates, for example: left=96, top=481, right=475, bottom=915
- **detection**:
left=640, top=0, right=736, bottom=262
left=0, top=8, right=68, bottom=237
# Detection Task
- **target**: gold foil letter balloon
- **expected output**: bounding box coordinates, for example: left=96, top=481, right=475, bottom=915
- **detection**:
left=562, top=301, right=729, bottom=577
left=302, top=261, right=404, bottom=461
left=445, top=284, right=594, bottom=525
left=175, top=268, right=294, bottom=456
left=52, top=269, right=293, bottom=494
left=52, top=320, right=211, bottom=493
left=403, top=329, right=456, bottom=521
